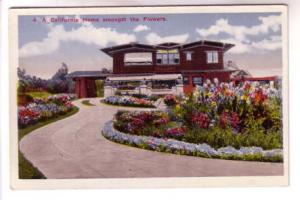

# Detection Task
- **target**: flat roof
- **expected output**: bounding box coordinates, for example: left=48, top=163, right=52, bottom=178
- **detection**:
left=66, top=71, right=111, bottom=78
left=101, top=40, right=235, bottom=56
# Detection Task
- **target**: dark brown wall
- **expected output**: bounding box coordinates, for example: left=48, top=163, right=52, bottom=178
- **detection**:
left=112, top=46, right=224, bottom=74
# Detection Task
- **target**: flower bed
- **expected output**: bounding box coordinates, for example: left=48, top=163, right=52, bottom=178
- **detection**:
left=171, top=80, right=283, bottom=150
left=103, top=96, right=155, bottom=108
left=110, top=80, right=283, bottom=161
left=18, top=93, right=77, bottom=127
left=103, top=121, right=283, bottom=162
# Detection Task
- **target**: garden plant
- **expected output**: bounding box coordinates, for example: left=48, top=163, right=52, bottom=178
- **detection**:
left=104, top=79, right=283, bottom=162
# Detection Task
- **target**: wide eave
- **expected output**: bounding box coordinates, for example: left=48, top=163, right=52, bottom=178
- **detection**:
left=101, top=40, right=235, bottom=56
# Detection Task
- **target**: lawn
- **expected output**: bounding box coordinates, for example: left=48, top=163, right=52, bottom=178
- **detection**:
left=81, top=100, right=96, bottom=106
left=26, top=91, right=52, bottom=99
left=18, top=106, right=79, bottom=179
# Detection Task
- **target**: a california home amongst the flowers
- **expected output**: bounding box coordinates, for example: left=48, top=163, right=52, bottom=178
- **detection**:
left=11, top=6, right=288, bottom=189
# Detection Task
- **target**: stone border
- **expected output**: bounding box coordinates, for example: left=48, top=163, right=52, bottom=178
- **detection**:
left=102, top=121, right=283, bottom=162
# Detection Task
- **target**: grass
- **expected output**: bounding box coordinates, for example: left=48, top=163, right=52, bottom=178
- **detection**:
left=25, top=91, right=51, bottom=99
left=81, top=100, right=96, bottom=106
left=18, top=106, right=79, bottom=179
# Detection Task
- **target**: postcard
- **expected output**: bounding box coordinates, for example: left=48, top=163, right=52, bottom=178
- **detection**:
left=9, top=5, right=288, bottom=189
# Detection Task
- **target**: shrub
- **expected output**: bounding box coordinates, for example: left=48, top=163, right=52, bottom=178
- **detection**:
left=95, top=80, right=104, bottom=97
left=103, top=96, right=155, bottom=108
left=18, top=93, right=76, bottom=127
left=112, top=80, right=283, bottom=152
left=163, top=94, right=178, bottom=107
left=183, top=126, right=282, bottom=150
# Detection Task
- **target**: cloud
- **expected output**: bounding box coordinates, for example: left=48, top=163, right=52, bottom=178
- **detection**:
left=196, top=15, right=281, bottom=40
left=145, top=32, right=189, bottom=44
left=133, top=25, right=150, bottom=32
left=195, top=15, right=282, bottom=54
left=20, top=22, right=136, bottom=58
left=251, top=35, right=282, bottom=51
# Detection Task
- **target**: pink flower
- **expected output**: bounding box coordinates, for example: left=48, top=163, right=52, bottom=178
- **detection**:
left=191, top=112, right=210, bottom=129
left=165, top=127, right=186, bottom=137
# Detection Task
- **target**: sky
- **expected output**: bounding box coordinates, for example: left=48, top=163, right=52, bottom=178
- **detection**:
left=18, top=12, right=283, bottom=79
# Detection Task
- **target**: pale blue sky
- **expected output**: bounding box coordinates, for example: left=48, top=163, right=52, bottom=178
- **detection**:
left=18, top=12, right=283, bottom=78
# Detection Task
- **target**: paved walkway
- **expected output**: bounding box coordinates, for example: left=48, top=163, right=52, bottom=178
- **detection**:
left=19, top=98, right=283, bottom=178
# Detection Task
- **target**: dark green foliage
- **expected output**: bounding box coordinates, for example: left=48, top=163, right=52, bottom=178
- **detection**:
left=95, top=80, right=104, bottom=97
left=183, top=126, right=282, bottom=150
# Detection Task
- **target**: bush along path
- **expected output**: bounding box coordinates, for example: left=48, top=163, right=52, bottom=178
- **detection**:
left=18, top=93, right=78, bottom=179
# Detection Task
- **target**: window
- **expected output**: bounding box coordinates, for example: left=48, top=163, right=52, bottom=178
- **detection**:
left=192, top=77, right=202, bottom=86
left=206, top=51, right=218, bottom=63
left=156, top=54, right=162, bottom=64
left=124, top=52, right=152, bottom=66
left=156, top=49, right=180, bottom=65
left=186, top=52, right=192, bottom=61
left=183, top=76, right=190, bottom=85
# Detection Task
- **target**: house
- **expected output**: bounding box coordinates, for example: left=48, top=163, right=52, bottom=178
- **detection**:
left=67, top=40, right=235, bottom=98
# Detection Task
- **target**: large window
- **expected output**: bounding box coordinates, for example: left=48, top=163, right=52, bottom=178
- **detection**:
left=206, top=51, right=218, bottom=63
left=156, top=49, right=180, bottom=65
left=192, top=77, right=202, bottom=86
left=124, top=52, right=152, bottom=66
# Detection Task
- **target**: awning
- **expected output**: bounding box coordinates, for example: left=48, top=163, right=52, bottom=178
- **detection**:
left=106, top=74, right=182, bottom=81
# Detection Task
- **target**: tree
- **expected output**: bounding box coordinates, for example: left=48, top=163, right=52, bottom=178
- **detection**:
left=47, top=62, right=75, bottom=93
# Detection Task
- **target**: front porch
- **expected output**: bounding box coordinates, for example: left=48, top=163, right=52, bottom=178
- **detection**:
left=104, top=74, right=184, bottom=97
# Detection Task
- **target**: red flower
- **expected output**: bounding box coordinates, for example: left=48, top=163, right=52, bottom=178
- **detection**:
left=191, top=112, right=210, bottom=129
left=251, top=89, right=268, bottom=104
left=131, top=117, right=144, bottom=127
left=219, top=112, right=229, bottom=129
left=165, top=127, right=186, bottom=137
left=219, top=111, right=239, bottom=129
left=153, top=117, right=169, bottom=126
left=230, top=112, right=239, bottom=129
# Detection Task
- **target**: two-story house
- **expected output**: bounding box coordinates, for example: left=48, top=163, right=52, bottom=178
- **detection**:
left=68, top=40, right=235, bottom=98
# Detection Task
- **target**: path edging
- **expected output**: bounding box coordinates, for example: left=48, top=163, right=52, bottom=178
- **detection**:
left=102, top=121, right=283, bottom=162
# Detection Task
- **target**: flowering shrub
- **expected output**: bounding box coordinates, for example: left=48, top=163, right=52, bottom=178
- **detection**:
left=114, top=110, right=187, bottom=139
left=18, top=93, right=76, bottom=127
left=163, top=94, right=178, bottom=107
left=47, top=93, right=77, bottom=105
left=103, top=96, right=155, bottom=108
left=219, top=111, right=239, bottom=129
left=191, top=112, right=210, bottom=129
left=112, top=80, right=282, bottom=151
left=165, top=127, right=186, bottom=138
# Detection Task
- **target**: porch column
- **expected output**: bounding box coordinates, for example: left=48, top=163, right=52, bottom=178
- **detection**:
left=80, top=77, right=87, bottom=98
left=139, top=84, right=150, bottom=95
left=175, top=84, right=184, bottom=95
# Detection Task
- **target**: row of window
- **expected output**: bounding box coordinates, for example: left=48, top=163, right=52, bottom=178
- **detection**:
left=123, top=50, right=219, bottom=65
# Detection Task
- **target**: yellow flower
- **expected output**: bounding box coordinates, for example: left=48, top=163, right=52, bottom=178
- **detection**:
left=211, top=101, right=217, bottom=107
left=241, top=95, right=249, bottom=101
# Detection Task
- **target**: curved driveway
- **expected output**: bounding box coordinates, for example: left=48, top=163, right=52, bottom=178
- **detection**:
left=19, top=98, right=283, bottom=178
